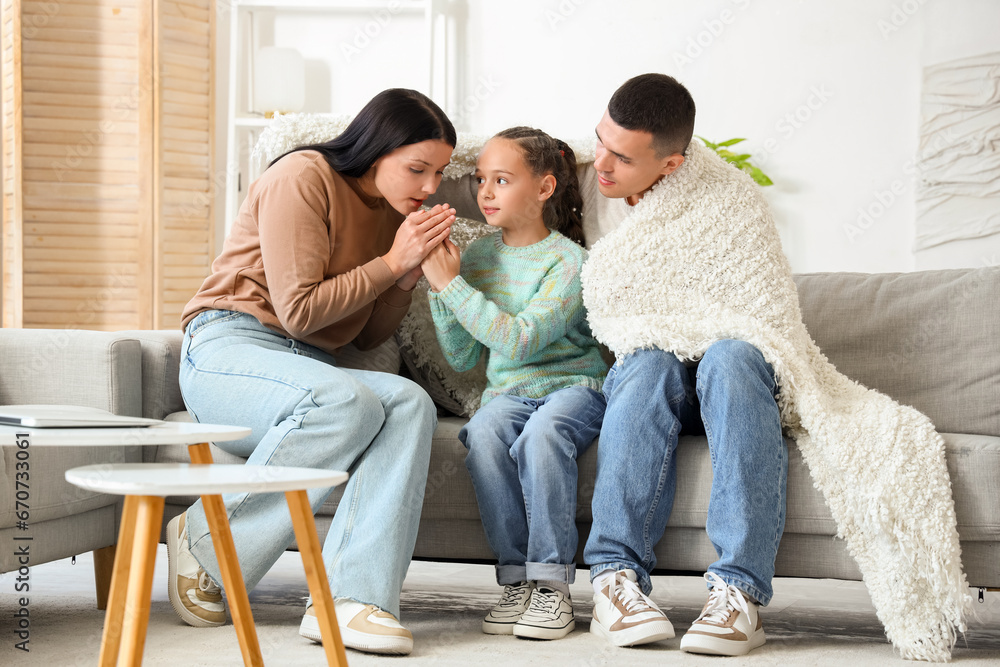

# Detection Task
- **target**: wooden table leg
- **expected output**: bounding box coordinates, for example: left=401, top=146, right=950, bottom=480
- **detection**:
left=189, top=441, right=264, bottom=667
left=118, top=495, right=165, bottom=667
left=187, top=442, right=214, bottom=464
left=200, top=492, right=263, bottom=667
left=286, top=489, right=348, bottom=667
left=99, top=495, right=139, bottom=667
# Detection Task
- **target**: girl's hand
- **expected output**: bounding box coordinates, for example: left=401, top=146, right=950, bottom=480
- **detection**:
left=396, top=265, right=423, bottom=291
left=382, top=204, right=456, bottom=279
left=422, top=238, right=461, bottom=292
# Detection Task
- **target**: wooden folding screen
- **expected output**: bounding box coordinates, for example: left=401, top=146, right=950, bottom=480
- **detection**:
left=2, top=0, right=214, bottom=330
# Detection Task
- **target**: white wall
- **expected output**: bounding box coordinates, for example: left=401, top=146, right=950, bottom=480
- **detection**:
left=214, top=0, right=999, bottom=274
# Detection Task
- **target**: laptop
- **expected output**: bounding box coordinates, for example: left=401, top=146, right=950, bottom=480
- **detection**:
left=0, top=405, right=162, bottom=428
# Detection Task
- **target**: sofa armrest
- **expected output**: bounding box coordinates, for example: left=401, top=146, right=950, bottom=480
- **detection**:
left=0, top=329, right=142, bottom=416
left=114, top=330, right=186, bottom=420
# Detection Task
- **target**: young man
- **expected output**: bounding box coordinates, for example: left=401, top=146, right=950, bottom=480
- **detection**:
left=581, top=73, right=787, bottom=657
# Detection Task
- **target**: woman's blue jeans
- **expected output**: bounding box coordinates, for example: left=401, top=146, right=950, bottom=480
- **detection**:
left=584, top=341, right=788, bottom=605
left=460, top=385, right=606, bottom=585
left=179, top=310, right=435, bottom=618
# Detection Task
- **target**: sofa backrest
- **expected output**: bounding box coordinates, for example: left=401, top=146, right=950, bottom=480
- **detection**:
left=794, top=269, right=1000, bottom=437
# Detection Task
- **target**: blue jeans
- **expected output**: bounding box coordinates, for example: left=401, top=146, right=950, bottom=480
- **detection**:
left=584, top=341, right=787, bottom=605
left=460, top=385, right=606, bottom=585
left=179, top=310, right=435, bottom=618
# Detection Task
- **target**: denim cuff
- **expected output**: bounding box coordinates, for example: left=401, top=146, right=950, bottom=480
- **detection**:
left=496, top=564, right=528, bottom=585
left=588, top=562, right=652, bottom=595
left=525, top=562, right=576, bottom=585
left=708, top=573, right=772, bottom=607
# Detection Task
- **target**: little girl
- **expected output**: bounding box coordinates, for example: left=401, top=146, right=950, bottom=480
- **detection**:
left=421, top=127, right=608, bottom=640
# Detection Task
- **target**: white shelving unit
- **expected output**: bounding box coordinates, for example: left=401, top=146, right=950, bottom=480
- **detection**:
left=224, top=0, right=451, bottom=230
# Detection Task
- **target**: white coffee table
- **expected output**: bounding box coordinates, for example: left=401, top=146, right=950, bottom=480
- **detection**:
left=5, top=422, right=349, bottom=667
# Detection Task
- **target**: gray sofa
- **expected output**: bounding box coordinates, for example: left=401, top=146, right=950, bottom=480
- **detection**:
left=3, top=266, right=998, bottom=610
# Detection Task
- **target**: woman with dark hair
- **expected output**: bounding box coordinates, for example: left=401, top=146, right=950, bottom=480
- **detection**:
left=167, top=88, right=456, bottom=655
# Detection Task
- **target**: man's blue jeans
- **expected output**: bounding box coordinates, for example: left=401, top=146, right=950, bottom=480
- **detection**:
left=584, top=341, right=787, bottom=605
left=179, top=310, right=435, bottom=618
left=460, top=385, right=606, bottom=585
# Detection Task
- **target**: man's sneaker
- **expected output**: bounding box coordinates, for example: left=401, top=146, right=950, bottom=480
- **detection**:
left=680, top=572, right=765, bottom=656
left=483, top=581, right=535, bottom=634
left=590, top=569, right=674, bottom=647
left=166, top=512, right=226, bottom=627
left=513, top=587, right=576, bottom=640
left=299, top=598, right=413, bottom=655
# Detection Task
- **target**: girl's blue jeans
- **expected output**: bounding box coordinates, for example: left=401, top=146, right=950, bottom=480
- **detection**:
left=179, top=310, right=435, bottom=618
left=584, top=341, right=788, bottom=605
left=460, top=385, right=607, bottom=585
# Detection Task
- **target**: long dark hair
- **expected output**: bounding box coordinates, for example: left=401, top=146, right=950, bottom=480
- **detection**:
left=271, top=88, right=456, bottom=177
left=494, top=126, right=585, bottom=246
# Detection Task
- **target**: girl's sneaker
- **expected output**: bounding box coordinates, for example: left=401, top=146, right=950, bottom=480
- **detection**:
left=513, top=587, right=576, bottom=640
left=483, top=582, right=535, bottom=634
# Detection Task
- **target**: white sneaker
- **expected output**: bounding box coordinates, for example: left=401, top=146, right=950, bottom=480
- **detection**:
left=513, top=586, right=576, bottom=640
left=166, top=512, right=226, bottom=627
left=680, top=572, right=765, bottom=656
left=483, top=582, right=535, bottom=635
left=590, top=569, right=674, bottom=647
left=299, top=598, right=413, bottom=655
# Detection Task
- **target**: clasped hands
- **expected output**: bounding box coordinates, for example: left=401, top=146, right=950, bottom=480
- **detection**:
left=421, top=237, right=461, bottom=293
left=383, top=203, right=457, bottom=291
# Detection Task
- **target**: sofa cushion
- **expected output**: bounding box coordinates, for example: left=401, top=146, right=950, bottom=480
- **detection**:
left=794, top=268, right=1000, bottom=437
left=411, top=421, right=1000, bottom=544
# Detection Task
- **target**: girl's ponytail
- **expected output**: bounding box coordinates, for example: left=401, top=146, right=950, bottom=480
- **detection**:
left=552, top=139, right=585, bottom=246
left=493, top=126, right=586, bottom=246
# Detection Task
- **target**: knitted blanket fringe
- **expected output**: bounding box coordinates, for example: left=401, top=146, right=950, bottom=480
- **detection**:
left=581, top=141, right=971, bottom=662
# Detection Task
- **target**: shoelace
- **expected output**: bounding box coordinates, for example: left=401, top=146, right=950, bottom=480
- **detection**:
left=527, top=589, right=560, bottom=614
left=696, top=572, right=750, bottom=624
left=609, top=574, right=664, bottom=615
left=496, top=583, right=532, bottom=609
left=198, top=570, right=221, bottom=596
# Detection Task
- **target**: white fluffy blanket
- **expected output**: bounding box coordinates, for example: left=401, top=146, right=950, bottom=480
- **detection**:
left=581, top=140, right=970, bottom=662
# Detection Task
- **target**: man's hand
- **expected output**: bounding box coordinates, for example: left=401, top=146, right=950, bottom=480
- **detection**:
left=421, top=238, right=461, bottom=292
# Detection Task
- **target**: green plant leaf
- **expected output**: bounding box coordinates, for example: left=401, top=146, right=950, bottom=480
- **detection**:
left=717, top=138, right=746, bottom=147
left=747, top=165, right=774, bottom=186
left=695, top=135, right=718, bottom=149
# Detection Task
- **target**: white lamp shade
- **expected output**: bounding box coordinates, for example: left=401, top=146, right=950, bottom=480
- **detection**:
left=254, top=47, right=305, bottom=114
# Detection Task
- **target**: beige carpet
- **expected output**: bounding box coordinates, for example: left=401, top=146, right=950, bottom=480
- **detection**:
left=2, top=547, right=999, bottom=666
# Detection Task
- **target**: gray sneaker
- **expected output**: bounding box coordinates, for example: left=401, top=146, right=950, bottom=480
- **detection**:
left=165, top=512, right=225, bottom=627
left=513, top=587, right=576, bottom=640
left=483, top=582, right=535, bottom=634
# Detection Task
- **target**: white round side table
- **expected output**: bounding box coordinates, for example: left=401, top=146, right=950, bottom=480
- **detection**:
left=65, top=462, right=350, bottom=667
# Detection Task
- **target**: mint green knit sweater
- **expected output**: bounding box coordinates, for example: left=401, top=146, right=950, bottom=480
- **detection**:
left=428, top=230, right=607, bottom=406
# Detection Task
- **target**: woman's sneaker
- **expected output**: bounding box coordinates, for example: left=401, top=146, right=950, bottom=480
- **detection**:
left=299, top=598, right=413, bottom=655
left=680, top=572, right=765, bottom=656
left=590, top=569, right=674, bottom=646
left=482, top=581, right=535, bottom=634
left=513, top=587, right=575, bottom=640
left=165, top=512, right=226, bottom=627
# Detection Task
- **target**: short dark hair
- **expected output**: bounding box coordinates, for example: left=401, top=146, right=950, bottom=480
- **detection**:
left=272, top=88, right=456, bottom=177
left=608, top=74, right=695, bottom=157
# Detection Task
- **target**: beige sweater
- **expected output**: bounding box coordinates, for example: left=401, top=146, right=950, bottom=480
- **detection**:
left=182, top=150, right=411, bottom=354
